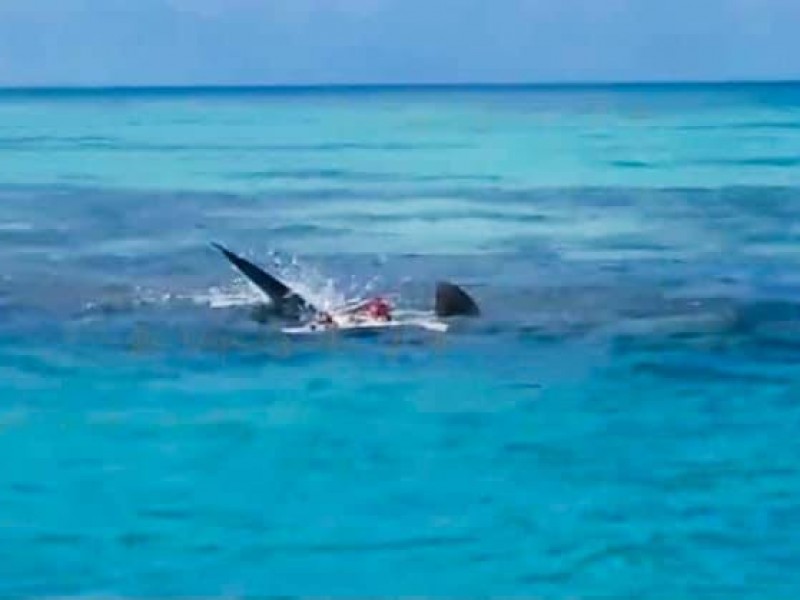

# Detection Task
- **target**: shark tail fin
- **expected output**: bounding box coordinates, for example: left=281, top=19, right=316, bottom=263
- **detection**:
left=211, top=242, right=315, bottom=315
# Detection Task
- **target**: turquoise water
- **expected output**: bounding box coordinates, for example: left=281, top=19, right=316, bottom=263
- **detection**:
left=2, top=84, right=800, bottom=596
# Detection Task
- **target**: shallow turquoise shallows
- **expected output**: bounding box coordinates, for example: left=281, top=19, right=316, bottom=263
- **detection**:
left=1, top=84, right=800, bottom=597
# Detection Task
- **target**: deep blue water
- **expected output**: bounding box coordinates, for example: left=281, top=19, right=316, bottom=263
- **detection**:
left=1, top=84, right=800, bottom=597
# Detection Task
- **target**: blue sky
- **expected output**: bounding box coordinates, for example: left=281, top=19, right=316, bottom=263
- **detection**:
left=0, top=0, right=798, bottom=86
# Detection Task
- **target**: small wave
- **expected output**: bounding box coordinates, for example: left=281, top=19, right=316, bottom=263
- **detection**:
left=231, top=169, right=352, bottom=181
left=196, top=282, right=265, bottom=309
left=675, top=121, right=800, bottom=132
left=81, top=288, right=164, bottom=316
left=700, top=157, right=800, bottom=168
left=229, top=169, right=501, bottom=185
left=609, top=159, right=653, bottom=169
left=0, top=221, right=35, bottom=232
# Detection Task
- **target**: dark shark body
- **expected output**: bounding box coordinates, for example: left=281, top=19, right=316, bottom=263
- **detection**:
left=212, top=242, right=480, bottom=322
left=435, top=281, right=481, bottom=317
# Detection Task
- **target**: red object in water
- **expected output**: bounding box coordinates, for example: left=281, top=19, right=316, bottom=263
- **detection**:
left=365, top=297, right=392, bottom=320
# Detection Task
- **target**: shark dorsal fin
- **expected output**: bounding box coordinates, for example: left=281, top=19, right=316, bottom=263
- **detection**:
left=435, top=281, right=480, bottom=317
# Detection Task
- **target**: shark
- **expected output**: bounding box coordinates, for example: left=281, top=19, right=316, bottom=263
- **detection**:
left=211, top=242, right=480, bottom=333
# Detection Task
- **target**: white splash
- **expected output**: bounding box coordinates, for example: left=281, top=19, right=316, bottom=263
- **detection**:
left=197, top=250, right=388, bottom=312
left=202, top=281, right=265, bottom=309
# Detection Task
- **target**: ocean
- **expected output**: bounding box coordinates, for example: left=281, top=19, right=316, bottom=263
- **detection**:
left=1, top=83, right=799, bottom=597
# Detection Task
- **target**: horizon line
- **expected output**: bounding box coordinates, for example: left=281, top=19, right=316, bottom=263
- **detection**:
left=1, top=77, right=800, bottom=93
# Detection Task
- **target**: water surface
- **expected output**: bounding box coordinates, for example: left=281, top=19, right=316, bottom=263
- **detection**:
left=1, top=84, right=799, bottom=597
